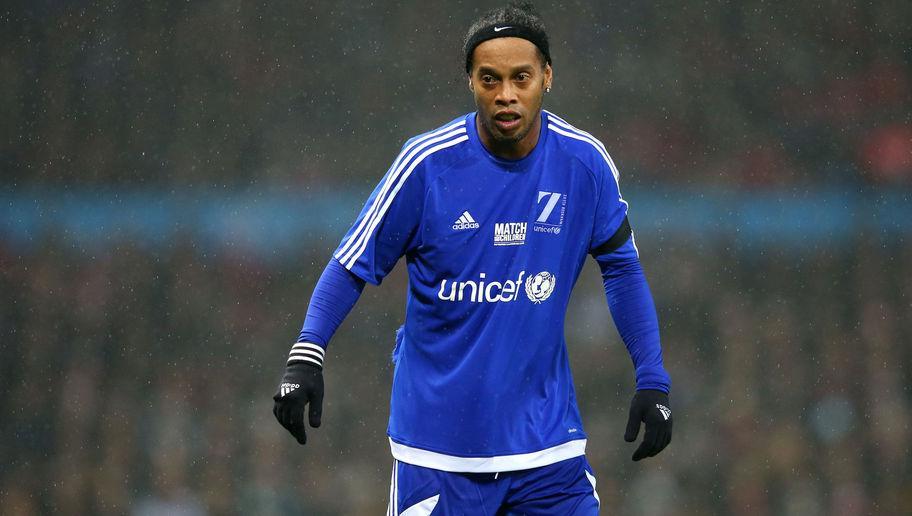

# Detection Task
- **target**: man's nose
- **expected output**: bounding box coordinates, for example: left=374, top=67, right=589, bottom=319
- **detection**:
left=495, top=83, right=518, bottom=105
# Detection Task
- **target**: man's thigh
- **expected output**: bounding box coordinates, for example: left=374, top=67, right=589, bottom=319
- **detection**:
left=500, top=456, right=600, bottom=516
left=387, top=460, right=507, bottom=516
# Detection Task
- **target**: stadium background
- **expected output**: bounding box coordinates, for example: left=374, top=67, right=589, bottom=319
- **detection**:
left=2, top=1, right=910, bottom=514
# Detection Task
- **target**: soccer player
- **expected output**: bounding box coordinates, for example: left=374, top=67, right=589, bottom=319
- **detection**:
left=273, top=2, right=673, bottom=514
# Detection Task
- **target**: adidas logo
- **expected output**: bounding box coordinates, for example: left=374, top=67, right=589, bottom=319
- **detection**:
left=280, top=383, right=300, bottom=397
left=656, top=404, right=671, bottom=421
left=452, top=211, right=480, bottom=230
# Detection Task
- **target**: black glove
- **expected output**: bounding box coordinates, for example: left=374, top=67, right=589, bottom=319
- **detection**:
left=624, top=389, right=672, bottom=461
left=273, top=362, right=324, bottom=445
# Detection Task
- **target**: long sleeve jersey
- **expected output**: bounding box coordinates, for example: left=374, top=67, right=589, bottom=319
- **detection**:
left=289, top=110, right=670, bottom=472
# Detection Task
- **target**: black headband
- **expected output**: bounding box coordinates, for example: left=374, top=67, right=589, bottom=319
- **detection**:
left=464, top=23, right=551, bottom=73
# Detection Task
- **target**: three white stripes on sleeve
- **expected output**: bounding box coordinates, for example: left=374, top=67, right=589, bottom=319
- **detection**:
left=294, top=124, right=469, bottom=372
left=334, top=120, right=468, bottom=270
left=287, top=342, right=325, bottom=369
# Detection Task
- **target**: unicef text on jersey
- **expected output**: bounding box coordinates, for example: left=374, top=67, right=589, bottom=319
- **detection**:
left=437, top=271, right=556, bottom=304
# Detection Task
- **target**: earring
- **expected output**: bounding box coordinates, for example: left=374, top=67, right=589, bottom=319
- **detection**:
left=546, top=86, right=551, bottom=93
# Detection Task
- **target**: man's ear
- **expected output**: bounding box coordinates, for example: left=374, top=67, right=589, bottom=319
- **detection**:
left=468, top=76, right=474, bottom=92
left=544, top=63, right=553, bottom=90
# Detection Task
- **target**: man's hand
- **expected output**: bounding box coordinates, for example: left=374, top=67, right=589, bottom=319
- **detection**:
left=624, top=389, right=672, bottom=461
left=273, top=362, right=324, bottom=444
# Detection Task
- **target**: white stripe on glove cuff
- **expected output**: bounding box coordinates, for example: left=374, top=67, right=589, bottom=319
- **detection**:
left=287, top=342, right=325, bottom=369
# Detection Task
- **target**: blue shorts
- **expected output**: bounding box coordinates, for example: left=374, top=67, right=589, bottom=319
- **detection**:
left=386, top=456, right=600, bottom=515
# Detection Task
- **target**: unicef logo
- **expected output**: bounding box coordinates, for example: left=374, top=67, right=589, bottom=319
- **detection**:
left=524, top=271, right=556, bottom=304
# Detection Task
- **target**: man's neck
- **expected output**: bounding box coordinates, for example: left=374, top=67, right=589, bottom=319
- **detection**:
left=476, top=113, right=542, bottom=160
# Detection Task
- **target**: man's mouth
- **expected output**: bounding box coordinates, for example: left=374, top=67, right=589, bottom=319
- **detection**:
left=493, top=111, right=521, bottom=131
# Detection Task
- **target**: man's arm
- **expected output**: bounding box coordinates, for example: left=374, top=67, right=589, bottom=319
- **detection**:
left=596, top=233, right=669, bottom=393
left=273, top=130, right=445, bottom=444
left=273, top=258, right=366, bottom=444
left=594, top=230, right=673, bottom=461
left=293, top=257, right=367, bottom=361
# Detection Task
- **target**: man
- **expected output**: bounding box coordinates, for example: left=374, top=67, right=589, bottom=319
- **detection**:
left=273, top=2, right=673, bottom=514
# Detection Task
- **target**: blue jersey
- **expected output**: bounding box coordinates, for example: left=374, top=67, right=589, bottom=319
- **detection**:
left=333, top=111, right=632, bottom=472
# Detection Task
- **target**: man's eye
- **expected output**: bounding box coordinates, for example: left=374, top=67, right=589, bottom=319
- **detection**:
left=481, top=75, right=496, bottom=84
left=517, top=73, right=531, bottom=81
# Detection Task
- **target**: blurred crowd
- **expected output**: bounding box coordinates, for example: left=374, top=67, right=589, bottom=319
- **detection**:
left=1, top=235, right=909, bottom=515
left=2, top=0, right=912, bottom=515
left=2, top=1, right=910, bottom=189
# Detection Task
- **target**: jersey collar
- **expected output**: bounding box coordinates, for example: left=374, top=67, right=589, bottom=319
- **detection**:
left=467, top=111, right=549, bottom=170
